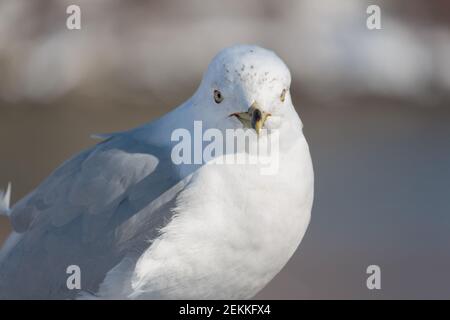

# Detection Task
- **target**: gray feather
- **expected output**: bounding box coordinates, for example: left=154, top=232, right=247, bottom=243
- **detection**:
left=0, top=130, right=184, bottom=299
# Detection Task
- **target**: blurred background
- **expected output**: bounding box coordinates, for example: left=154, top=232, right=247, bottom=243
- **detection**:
left=0, top=0, right=449, bottom=299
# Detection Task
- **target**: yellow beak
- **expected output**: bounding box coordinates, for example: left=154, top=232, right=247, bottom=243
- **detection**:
left=229, top=102, right=271, bottom=135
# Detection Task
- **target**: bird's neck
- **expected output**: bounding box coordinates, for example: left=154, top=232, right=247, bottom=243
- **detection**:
left=135, top=99, right=304, bottom=168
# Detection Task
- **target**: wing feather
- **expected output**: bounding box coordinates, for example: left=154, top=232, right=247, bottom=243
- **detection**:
left=0, top=131, right=184, bottom=298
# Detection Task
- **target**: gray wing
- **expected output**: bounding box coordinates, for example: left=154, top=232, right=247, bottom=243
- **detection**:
left=0, top=133, right=186, bottom=299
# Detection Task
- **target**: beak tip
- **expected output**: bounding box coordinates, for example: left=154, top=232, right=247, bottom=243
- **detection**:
left=230, top=106, right=270, bottom=135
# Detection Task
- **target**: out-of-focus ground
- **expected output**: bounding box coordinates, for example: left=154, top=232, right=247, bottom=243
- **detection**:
left=1, top=0, right=450, bottom=299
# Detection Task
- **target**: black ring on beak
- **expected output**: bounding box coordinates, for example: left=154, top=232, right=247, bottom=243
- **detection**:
left=252, top=109, right=262, bottom=126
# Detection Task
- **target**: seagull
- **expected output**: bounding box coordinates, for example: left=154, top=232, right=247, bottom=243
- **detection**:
left=0, top=45, right=314, bottom=299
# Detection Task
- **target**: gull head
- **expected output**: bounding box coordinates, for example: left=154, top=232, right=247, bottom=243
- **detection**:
left=193, top=45, right=293, bottom=135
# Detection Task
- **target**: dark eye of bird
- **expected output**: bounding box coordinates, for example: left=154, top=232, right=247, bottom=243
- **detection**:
left=280, top=89, right=287, bottom=102
left=214, top=90, right=223, bottom=104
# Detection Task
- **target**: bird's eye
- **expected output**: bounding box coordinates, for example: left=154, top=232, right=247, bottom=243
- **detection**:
left=280, top=89, right=287, bottom=102
left=213, top=90, right=223, bottom=104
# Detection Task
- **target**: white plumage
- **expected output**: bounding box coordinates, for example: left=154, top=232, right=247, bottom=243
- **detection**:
left=0, top=45, right=314, bottom=299
left=0, top=183, right=11, bottom=217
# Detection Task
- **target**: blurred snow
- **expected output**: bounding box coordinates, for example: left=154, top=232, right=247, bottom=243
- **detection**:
left=0, top=0, right=448, bottom=104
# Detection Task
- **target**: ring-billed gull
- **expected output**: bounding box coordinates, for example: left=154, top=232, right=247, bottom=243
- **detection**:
left=0, top=45, right=314, bottom=299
